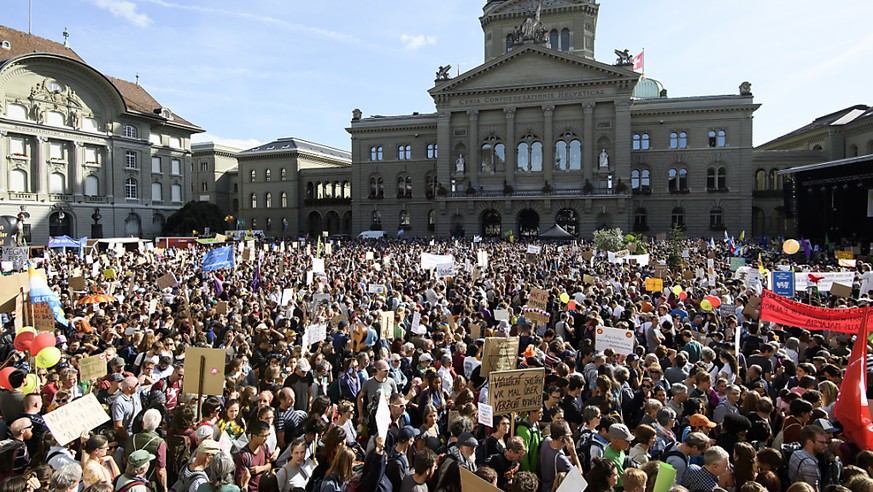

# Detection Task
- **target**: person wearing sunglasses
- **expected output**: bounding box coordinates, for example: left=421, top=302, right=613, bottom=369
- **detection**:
left=0, top=418, right=35, bottom=480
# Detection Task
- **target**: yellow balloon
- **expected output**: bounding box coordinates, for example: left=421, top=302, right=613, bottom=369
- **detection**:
left=700, top=299, right=713, bottom=311
left=35, top=346, right=61, bottom=369
left=560, top=293, right=570, bottom=304
left=672, top=285, right=683, bottom=295
left=21, top=373, right=38, bottom=395
left=15, top=326, right=34, bottom=335
left=783, top=239, right=800, bottom=255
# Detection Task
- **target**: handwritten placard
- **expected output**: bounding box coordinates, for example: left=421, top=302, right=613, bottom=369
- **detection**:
left=481, top=337, right=519, bottom=377
left=43, top=394, right=110, bottom=446
left=302, top=323, right=327, bottom=347
left=79, top=353, right=108, bottom=381
left=69, top=275, right=86, bottom=292
left=32, top=302, right=55, bottom=331
left=378, top=311, right=395, bottom=340
left=156, top=273, right=177, bottom=290
left=594, top=326, right=636, bottom=356
left=528, top=288, right=548, bottom=311
left=488, top=368, right=545, bottom=414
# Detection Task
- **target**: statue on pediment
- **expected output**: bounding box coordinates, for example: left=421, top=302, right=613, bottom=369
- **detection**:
left=739, top=81, right=752, bottom=96
left=436, top=65, right=452, bottom=81
left=614, top=49, right=632, bottom=65
left=513, top=0, right=547, bottom=44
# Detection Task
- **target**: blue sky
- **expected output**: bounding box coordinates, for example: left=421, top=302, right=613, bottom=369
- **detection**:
left=7, top=0, right=873, bottom=151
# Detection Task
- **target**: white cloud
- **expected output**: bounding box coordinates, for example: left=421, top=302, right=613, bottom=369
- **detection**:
left=192, top=133, right=262, bottom=151
left=400, top=34, right=436, bottom=51
left=89, top=0, right=152, bottom=28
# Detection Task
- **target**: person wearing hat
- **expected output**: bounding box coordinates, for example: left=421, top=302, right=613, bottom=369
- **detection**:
left=388, top=353, right=408, bottom=391
left=98, top=357, right=129, bottom=391
left=603, top=423, right=634, bottom=489
left=97, top=372, right=125, bottom=406
left=0, top=368, right=27, bottom=423
left=115, top=450, right=155, bottom=492
left=172, top=438, right=220, bottom=492
left=385, top=426, right=420, bottom=491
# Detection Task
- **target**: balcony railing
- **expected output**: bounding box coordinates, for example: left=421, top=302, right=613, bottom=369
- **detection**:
left=9, top=192, right=35, bottom=201
left=84, top=196, right=109, bottom=204
left=439, top=187, right=626, bottom=198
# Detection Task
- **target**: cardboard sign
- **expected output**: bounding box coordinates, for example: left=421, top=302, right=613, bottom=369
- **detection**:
left=528, top=288, right=548, bottom=311
left=302, top=323, right=327, bottom=347
left=215, top=301, right=228, bottom=315
left=460, top=467, right=502, bottom=492
left=182, top=347, right=226, bottom=396
left=0, top=272, right=30, bottom=313
left=481, top=337, right=519, bottom=377
left=654, top=264, right=668, bottom=278
left=156, top=273, right=177, bottom=290
left=583, top=274, right=596, bottom=285
left=79, top=353, right=108, bottom=381
left=594, top=326, right=636, bottom=356
left=830, top=282, right=853, bottom=298
left=148, top=299, right=159, bottom=315
left=69, top=276, right=86, bottom=292
left=103, top=268, right=117, bottom=279
left=683, top=270, right=695, bottom=280
left=43, top=394, right=110, bottom=446
left=32, top=302, right=55, bottom=331
left=556, top=466, right=589, bottom=492
left=330, top=312, right=349, bottom=328
left=488, top=368, right=545, bottom=414
left=379, top=311, right=395, bottom=340
left=836, top=250, right=854, bottom=260
left=645, top=278, right=663, bottom=293
left=580, top=251, right=594, bottom=262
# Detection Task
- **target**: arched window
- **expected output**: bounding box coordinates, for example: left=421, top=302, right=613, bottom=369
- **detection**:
left=265, top=169, right=271, bottom=181
left=265, top=218, right=272, bottom=231
left=371, top=210, right=382, bottom=229
left=427, top=144, right=438, bottom=159
left=250, top=170, right=256, bottom=182
left=49, top=172, right=65, bottom=194
left=232, top=199, right=239, bottom=212
left=755, top=169, right=767, bottom=191
left=171, top=184, right=182, bottom=202
left=710, top=207, right=723, bottom=227
left=306, top=182, right=314, bottom=199
left=265, top=192, right=272, bottom=208
left=280, top=192, right=287, bottom=208
left=333, top=181, right=340, bottom=198
left=124, top=178, right=138, bottom=199
left=397, top=175, right=412, bottom=197
left=397, top=145, right=411, bottom=160
left=324, top=182, right=333, bottom=198
left=632, top=169, right=650, bottom=193
left=554, top=133, right=581, bottom=171
left=678, top=168, right=688, bottom=190
left=707, top=167, right=724, bottom=190
left=125, top=150, right=137, bottom=169
left=124, top=213, right=141, bottom=237
left=9, top=169, right=27, bottom=192
left=708, top=130, right=718, bottom=148
left=717, top=130, right=726, bottom=147
left=633, top=133, right=651, bottom=151
left=679, top=132, right=688, bottom=149
left=84, top=174, right=98, bottom=196
left=634, top=208, right=647, bottom=229
left=517, top=134, right=542, bottom=172
left=153, top=213, right=165, bottom=229
left=280, top=168, right=287, bottom=181
left=480, top=136, right=505, bottom=174
left=399, top=210, right=410, bottom=227
left=6, top=103, right=28, bottom=120
left=560, top=28, right=570, bottom=51
left=123, top=125, right=138, bottom=138
left=370, top=146, right=383, bottom=161
left=343, top=181, right=351, bottom=198
left=671, top=207, right=685, bottom=228
left=369, top=176, right=384, bottom=197
left=316, top=182, right=324, bottom=199
left=669, top=132, right=678, bottom=149
left=428, top=210, right=435, bottom=231
left=549, top=30, right=559, bottom=50
left=250, top=193, right=257, bottom=209
left=668, top=168, right=678, bottom=191
left=849, top=144, right=859, bottom=157
left=769, top=169, right=780, bottom=190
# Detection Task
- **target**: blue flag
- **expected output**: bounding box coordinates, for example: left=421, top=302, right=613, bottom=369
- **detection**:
left=201, top=246, right=235, bottom=272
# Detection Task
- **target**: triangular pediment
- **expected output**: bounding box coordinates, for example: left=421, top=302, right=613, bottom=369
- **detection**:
left=430, top=45, right=638, bottom=96
left=489, top=0, right=592, bottom=16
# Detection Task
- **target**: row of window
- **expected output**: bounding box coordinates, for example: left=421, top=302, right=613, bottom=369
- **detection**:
left=754, top=169, right=783, bottom=191
left=369, top=144, right=438, bottom=161
left=368, top=175, right=443, bottom=197
left=249, top=192, right=289, bottom=209
left=633, top=207, right=725, bottom=230
left=3, top=109, right=183, bottom=148
left=249, top=168, right=289, bottom=182
left=478, top=134, right=586, bottom=173
left=370, top=210, right=436, bottom=229
left=124, top=153, right=182, bottom=175
left=633, top=130, right=727, bottom=150
left=631, top=167, right=729, bottom=191
left=6, top=169, right=182, bottom=201
left=305, top=181, right=352, bottom=200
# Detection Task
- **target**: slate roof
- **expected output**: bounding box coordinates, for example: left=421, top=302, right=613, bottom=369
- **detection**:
left=0, top=25, right=200, bottom=131
left=239, top=137, right=351, bottom=162
left=762, top=105, right=873, bottom=146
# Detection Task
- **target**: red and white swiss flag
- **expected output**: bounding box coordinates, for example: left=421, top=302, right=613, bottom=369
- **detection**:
left=632, top=51, right=644, bottom=72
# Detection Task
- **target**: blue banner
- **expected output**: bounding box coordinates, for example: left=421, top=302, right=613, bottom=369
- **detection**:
left=772, top=271, right=795, bottom=297
left=201, top=245, right=235, bottom=272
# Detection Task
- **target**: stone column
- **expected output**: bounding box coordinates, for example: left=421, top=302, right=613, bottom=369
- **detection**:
left=71, top=142, right=83, bottom=196
left=614, top=99, right=632, bottom=180
left=435, top=110, right=451, bottom=235
left=504, top=108, right=516, bottom=184
left=0, top=131, right=6, bottom=192
left=583, top=102, right=594, bottom=182
left=104, top=146, right=113, bottom=199
left=33, top=136, right=46, bottom=194
left=467, top=110, right=479, bottom=188
left=543, top=105, right=554, bottom=186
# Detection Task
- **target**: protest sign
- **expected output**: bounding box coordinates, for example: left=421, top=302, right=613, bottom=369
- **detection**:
left=183, top=347, right=226, bottom=396
left=102, top=268, right=117, bottom=280
left=771, top=271, right=795, bottom=297
left=375, top=394, right=391, bottom=441
left=555, top=466, right=588, bottom=492
left=330, top=312, right=348, bottom=328
left=836, top=250, right=854, bottom=260
left=683, top=270, right=695, bottom=280
left=410, top=312, right=425, bottom=335
left=583, top=274, right=596, bottom=285
left=831, top=282, right=853, bottom=298
left=303, top=323, right=327, bottom=347
left=69, top=276, right=86, bottom=291
left=2, top=247, right=27, bottom=269
left=645, top=278, right=663, bottom=293
left=527, top=245, right=541, bottom=255
left=760, top=289, right=866, bottom=333
left=477, top=250, right=489, bottom=268
left=156, top=273, right=177, bottom=290
left=594, top=326, right=636, bottom=356
left=281, top=289, right=295, bottom=306
left=460, top=467, right=502, bottom=492
left=79, top=353, right=108, bottom=381
left=368, top=284, right=386, bottom=295
left=729, top=257, right=746, bottom=272
left=528, top=288, right=548, bottom=310
left=312, top=258, right=325, bottom=274
left=653, top=264, right=668, bottom=278
left=493, top=309, right=510, bottom=322
left=378, top=311, right=395, bottom=340
left=32, top=302, right=55, bottom=331
left=488, top=368, right=545, bottom=414
left=43, top=394, right=110, bottom=446
left=580, top=251, right=594, bottom=262
left=436, top=262, right=455, bottom=279
left=477, top=403, right=494, bottom=428
left=481, top=337, right=519, bottom=377
left=839, top=258, right=857, bottom=268
left=215, top=301, right=227, bottom=315
left=652, top=462, right=677, bottom=492
left=794, top=271, right=856, bottom=292
left=421, top=253, right=453, bottom=269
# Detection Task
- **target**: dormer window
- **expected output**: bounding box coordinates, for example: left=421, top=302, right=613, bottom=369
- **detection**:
left=1, top=41, right=10, bottom=50
left=155, top=107, right=173, bottom=120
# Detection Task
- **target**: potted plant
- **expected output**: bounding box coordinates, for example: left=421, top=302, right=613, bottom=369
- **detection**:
left=542, top=181, right=552, bottom=193
left=437, top=185, right=448, bottom=196
left=502, top=180, right=514, bottom=195
left=582, top=180, right=593, bottom=194
left=465, top=185, right=476, bottom=196
left=615, top=179, right=628, bottom=193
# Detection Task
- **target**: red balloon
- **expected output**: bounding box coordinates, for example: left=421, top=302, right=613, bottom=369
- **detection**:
left=30, top=332, right=56, bottom=357
left=679, top=292, right=688, bottom=300
left=0, top=367, right=14, bottom=390
left=710, top=297, right=722, bottom=308
left=13, top=331, right=33, bottom=352
left=568, top=300, right=577, bottom=311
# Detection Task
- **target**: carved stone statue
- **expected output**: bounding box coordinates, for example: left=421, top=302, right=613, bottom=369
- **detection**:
left=614, top=49, right=632, bottom=65
left=352, top=108, right=362, bottom=121
left=455, top=154, right=465, bottom=173
left=436, top=65, right=452, bottom=81
left=599, top=148, right=609, bottom=168
left=739, top=81, right=752, bottom=96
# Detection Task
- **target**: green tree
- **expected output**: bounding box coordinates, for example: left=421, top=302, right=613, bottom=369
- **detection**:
left=666, top=226, right=685, bottom=270
left=592, top=227, right=625, bottom=252
left=161, top=201, right=227, bottom=236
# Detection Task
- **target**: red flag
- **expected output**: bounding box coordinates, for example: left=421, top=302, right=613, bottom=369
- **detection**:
left=834, top=317, right=873, bottom=450
left=632, top=50, right=644, bottom=72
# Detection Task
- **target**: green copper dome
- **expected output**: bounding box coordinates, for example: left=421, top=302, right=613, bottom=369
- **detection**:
left=633, top=76, right=666, bottom=99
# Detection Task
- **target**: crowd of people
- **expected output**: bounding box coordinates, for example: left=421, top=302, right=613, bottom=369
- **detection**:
left=0, top=234, right=869, bottom=492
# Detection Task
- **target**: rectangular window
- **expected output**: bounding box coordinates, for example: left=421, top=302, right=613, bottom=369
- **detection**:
left=169, top=136, right=182, bottom=148
left=200, top=161, right=208, bottom=172
left=152, top=156, right=161, bottom=173
left=152, top=183, right=163, bottom=202
left=201, top=182, right=208, bottom=192
left=171, top=159, right=181, bottom=175
left=9, top=136, right=26, bottom=156
left=84, top=147, right=98, bottom=164
left=171, top=184, right=182, bottom=202
left=49, top=142, right=64, bottom=160
left=149, top=134, right=162, bottom=146
left=125, top=151, right=137, bottom=169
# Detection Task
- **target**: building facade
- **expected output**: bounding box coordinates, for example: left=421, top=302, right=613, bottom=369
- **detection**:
left=191, top=142, right=241, bottom=215
left=346, top=0, right=760, bottom=239
left=0, top=26, right=202, bottom=243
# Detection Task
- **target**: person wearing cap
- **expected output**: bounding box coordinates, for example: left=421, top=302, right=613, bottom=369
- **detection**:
left=603, top=423, right=633, bottom=489
left=98, top=357, right=129, bottom=391
left=286, top=358, right=314, bottom=413
left=388, top=353, right=408, bottom=391
left=172, top=438, right=220, bottom=492
left=97, top=372, right=125, bottom=406
left=115, top=450, right=155, bottom=492
left=385, top=425, right=419, bottom=491
left=0, top=368, right=27, bottom=423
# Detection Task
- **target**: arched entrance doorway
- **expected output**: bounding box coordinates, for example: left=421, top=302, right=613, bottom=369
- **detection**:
left=518, top=209, right=539, bottom=237
left=341, top=211, right=352, bottom=235
left=450, top=214, right=465, bottom=238
left=49, top=211, right=72, bottom=237
left=307, top=211, right=322, bottom=237
left=481, top=209, right=501, bottom=237
left=595, top=212, right=611, bottom=230
left=555, top=208, right=578, bottom=236
left=124, top=213, right=141, bottom=237
left=324, top=211, right=340, bottom=236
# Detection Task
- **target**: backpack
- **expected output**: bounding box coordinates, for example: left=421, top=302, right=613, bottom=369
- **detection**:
left=823, top=457, right=844, bottom=487
left=576, top=431, right=605, bottom=474
left=113, top=475, right=151, bottom=492
left=343, top=473, right=363, bottom=492
left=778, top=443, right=802, bottom=487
left=165, top=433, right=193, bottom=486
left=169, top=468, right=207, bottom=492
left=326, top=378, right=341, bottom=404
left=653, top=443, right=689, bottom=469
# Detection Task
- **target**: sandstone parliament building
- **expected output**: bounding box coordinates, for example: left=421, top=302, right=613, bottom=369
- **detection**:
left=5, top=0, right=873, bottom=243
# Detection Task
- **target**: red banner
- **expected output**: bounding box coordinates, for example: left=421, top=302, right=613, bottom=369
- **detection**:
left=760, top=289, right=871, bottom=334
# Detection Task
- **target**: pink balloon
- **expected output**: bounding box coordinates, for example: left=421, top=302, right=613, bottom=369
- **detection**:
left=13, top=331, right=33, bottom=352
left=0, top=367, right=14, bottom=390
left=30, top=332, right=56, bottom=357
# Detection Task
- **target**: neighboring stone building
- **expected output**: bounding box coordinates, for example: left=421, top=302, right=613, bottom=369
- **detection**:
left=191, top=142, right=241, bottom=215
left=0, top=25, right=202, bottom=243
left=234, top=137, right=351, bottom=237
left=345, top=0, right=760, bottom=239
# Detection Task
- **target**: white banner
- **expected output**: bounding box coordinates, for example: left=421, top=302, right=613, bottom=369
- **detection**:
left=411, top=312, right=425, bottom=334
left=594, top=326, right=636, bottom=356
left=312, top=258, right=325, bottom=274
left=794, top=271, right=856, bottom=292
left=421, top=253, right=454, bottom=270
left=527, top=245, right=541, bottom=255
left=477, top=250, right=489, bottom=268
left=303, top=323, right=327, bottom=347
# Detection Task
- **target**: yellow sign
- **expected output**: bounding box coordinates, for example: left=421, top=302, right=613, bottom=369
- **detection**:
left=645, top=277, right=663, bottom=292
left=835, top=250, right=854, bottom=260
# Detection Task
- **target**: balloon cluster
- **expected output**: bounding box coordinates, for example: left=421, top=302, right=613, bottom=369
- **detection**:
left=13, top=327, right=61, bottom=368
left=700, top=295, right=722, bottom=312
left=672, top=285, right=688, bottom=300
